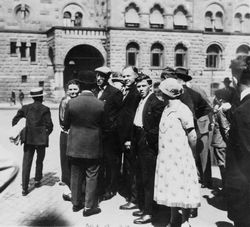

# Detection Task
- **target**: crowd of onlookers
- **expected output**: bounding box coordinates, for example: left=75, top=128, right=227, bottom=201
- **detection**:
left=10, top=56, right=250, bottom=227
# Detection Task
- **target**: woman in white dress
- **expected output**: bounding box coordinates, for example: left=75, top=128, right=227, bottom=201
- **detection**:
left=154, top=78, right=200, bottom=227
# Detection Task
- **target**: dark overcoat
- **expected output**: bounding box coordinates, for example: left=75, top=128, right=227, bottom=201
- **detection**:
left=12, top=101, right=53, bottom=147
left=226, top=93, right=250, bottom=224
left=63, top=91, right=104, bottom=159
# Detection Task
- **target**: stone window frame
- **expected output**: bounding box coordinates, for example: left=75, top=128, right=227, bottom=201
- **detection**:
left=205, top=44, right=223, bottom=69
left=30, top=41, right=37, bottom=64
left=234, top=5, right=250, bottom=33
left=236, top=44, right=250, bottom=60
left=173, top=5, right=188, bottom=30
left=150, top=42, right=164, bottom=68
left=174, top=43, right=188, bottom=68
left=126, top=42, right=140, bottom=67
left=62, top=3, right=84, bottom=27
left=124, top=3, right=140, bottom=28
left=204, top=3, right=225, bottom=32
left=149, top=4, right=164, bottom=29
left=21, top=75, right=28, bottom=83
left=234, top=13, right=242, bottom=32
left=14, top=4, right=30, bottom=21
left=10, top=39, right=18, bottom=57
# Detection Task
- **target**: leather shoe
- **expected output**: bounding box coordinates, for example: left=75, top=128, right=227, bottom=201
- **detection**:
left=62, top=193, right=71, bottom=202
left=34, top=181, right=41, bottom=187
left=83, top=207, right=101, bottom=217
left=22, top=189, right=28, bottom=196
left=189, top=208, right=198, bottom=218
left=119, top=202, right=138, bottom=210
left=102, top=191, right=116, bottom=201
left=72, top=204, right=84, bottom=212
left=132, top=210, right=144, bottom=217
left=133, top=214, right=152, bottom=224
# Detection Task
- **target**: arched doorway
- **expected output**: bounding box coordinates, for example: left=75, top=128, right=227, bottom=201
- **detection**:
left=64, top=44, right=104, bottom=87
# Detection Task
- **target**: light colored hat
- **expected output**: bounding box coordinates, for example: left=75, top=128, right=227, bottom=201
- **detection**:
left=159, top=78, right=183, bottom=98
left=95, top=66, right=112, bottom=76
left=29, top=87, right=46, bottom=97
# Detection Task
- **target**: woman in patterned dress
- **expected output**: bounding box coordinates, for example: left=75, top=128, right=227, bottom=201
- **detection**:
left=154, top=78, right=200, bottom=227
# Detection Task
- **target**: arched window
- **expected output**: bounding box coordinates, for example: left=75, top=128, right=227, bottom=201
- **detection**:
left=63, top=11, right=72, bottom=27
left=236, top=45, right=250, bottom=60
left=125, top=4, right=140, bottom=27
left=234, top=13, right=242, bottom=32
left=15, top=4, right=30, bottom=20
left=206, top=44, right=222, bottom=69
left=149, top=6, right=164, bottom=28
left=173, top=6, right=188, bottom=30
left=175, top=43, right=188, bottom=67
left=74, top=12, right=82, bottom=27
left=151, top=43, right=164, bottom=67
left=126, top=42, right=139, bottom=67
left=243, top=13, right=250, bottom=33
left=214, top=11, right=223, bottom=31
left=205, top=11, right=213, bottom=31
left=63, top=4, right=83, bottom=27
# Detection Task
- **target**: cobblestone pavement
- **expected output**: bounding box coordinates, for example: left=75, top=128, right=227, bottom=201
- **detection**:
left=0, top=108, right=233, bottom=227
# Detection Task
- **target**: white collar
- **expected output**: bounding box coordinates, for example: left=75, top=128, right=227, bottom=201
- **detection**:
left=240, top=87, right=250, bottom=101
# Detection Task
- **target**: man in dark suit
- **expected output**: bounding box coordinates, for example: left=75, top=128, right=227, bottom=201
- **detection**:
left=63, top=70, right=105, bottom=217
left=95, top=66, right=123, bottom=200
left=12, top=87, right=53, bottom=196
left=132, top=74, right=164, bottom=224
left=118, top=66, right=141, bottom=210
left=226, top=69, right=250, bottom=227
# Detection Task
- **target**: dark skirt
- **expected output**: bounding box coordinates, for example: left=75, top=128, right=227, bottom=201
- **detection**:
left=60, top=131, right=71, bottom=187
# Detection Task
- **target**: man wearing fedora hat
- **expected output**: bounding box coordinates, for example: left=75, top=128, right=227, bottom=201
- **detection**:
left=63, top=70, right=104, bottom=217
left=214, top=77, right=237, bottom=107
left=12, top=87, right=53, bottom=196
left=94, top=66, right=123, bottom=201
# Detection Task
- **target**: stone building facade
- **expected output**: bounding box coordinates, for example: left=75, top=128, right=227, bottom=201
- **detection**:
left=0, top=0, right=250, bottom=101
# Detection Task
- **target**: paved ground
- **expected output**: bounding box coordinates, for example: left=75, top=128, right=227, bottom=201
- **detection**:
left=0, top=107, right=234, bottom=227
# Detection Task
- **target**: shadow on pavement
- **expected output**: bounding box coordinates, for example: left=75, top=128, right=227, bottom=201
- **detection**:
left=23, top=212, right=70, bottom=226
left=203, top=194, right=227, bottom=211
left=216, top=221, right=234, bottom=227
left=30, top=172, right=60, bottom=188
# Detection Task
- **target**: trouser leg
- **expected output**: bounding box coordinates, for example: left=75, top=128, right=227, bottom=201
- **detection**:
left=85, top=159, right=100, bottom=208
left=71, top=159, right=84, bottom=206
left=22, top=145, right=35, bottom=190
left=35, top=146, right=46, bottom=182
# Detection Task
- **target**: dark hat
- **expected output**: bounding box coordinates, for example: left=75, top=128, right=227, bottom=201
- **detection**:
left=161, top=67, right=176, bottom=79
left=175, top=67, right=192, bottom=82
left=29, top=87, right=46, bottom=97
left=77, top=70, right=96, bottom=84
left=223, top=77, right=232, bottom=83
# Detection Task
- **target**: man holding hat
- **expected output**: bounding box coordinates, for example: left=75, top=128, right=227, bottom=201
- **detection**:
left=94, top=66, right=123, bottom=200
left=12, top=87, right=53, bottom=196
left=63, top=70, right=104, bottom=217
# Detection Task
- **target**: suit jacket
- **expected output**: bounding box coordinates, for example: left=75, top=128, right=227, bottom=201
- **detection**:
left=12, top=101, right=53, bottom=147
left=99, top=84, right=123, bottom=132
left=117, top=83, right=141, bottom=144
left=63, top=91, right=104, bottom=159
left=226, top=93, right=250, bottom=223
left=142, top=93, right=164, bottom=149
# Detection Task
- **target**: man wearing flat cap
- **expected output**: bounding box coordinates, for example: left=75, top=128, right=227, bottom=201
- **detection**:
left=12, top=87, right=53, bottom=196
left=63, top=70, right=104, bottom=217
left=94, top=66, right=123, bottom=201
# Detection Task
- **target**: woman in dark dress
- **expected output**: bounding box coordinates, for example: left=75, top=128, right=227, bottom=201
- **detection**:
left=59, top=79, right=81, bottom=201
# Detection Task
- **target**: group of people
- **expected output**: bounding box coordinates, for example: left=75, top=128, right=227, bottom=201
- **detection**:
left=10, top=89, right=24, bottom=106
left=10, top=60, right=250, bottom=226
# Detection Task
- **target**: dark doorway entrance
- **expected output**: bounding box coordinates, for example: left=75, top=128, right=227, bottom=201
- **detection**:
left=64, top=44, right=104, bottom=87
